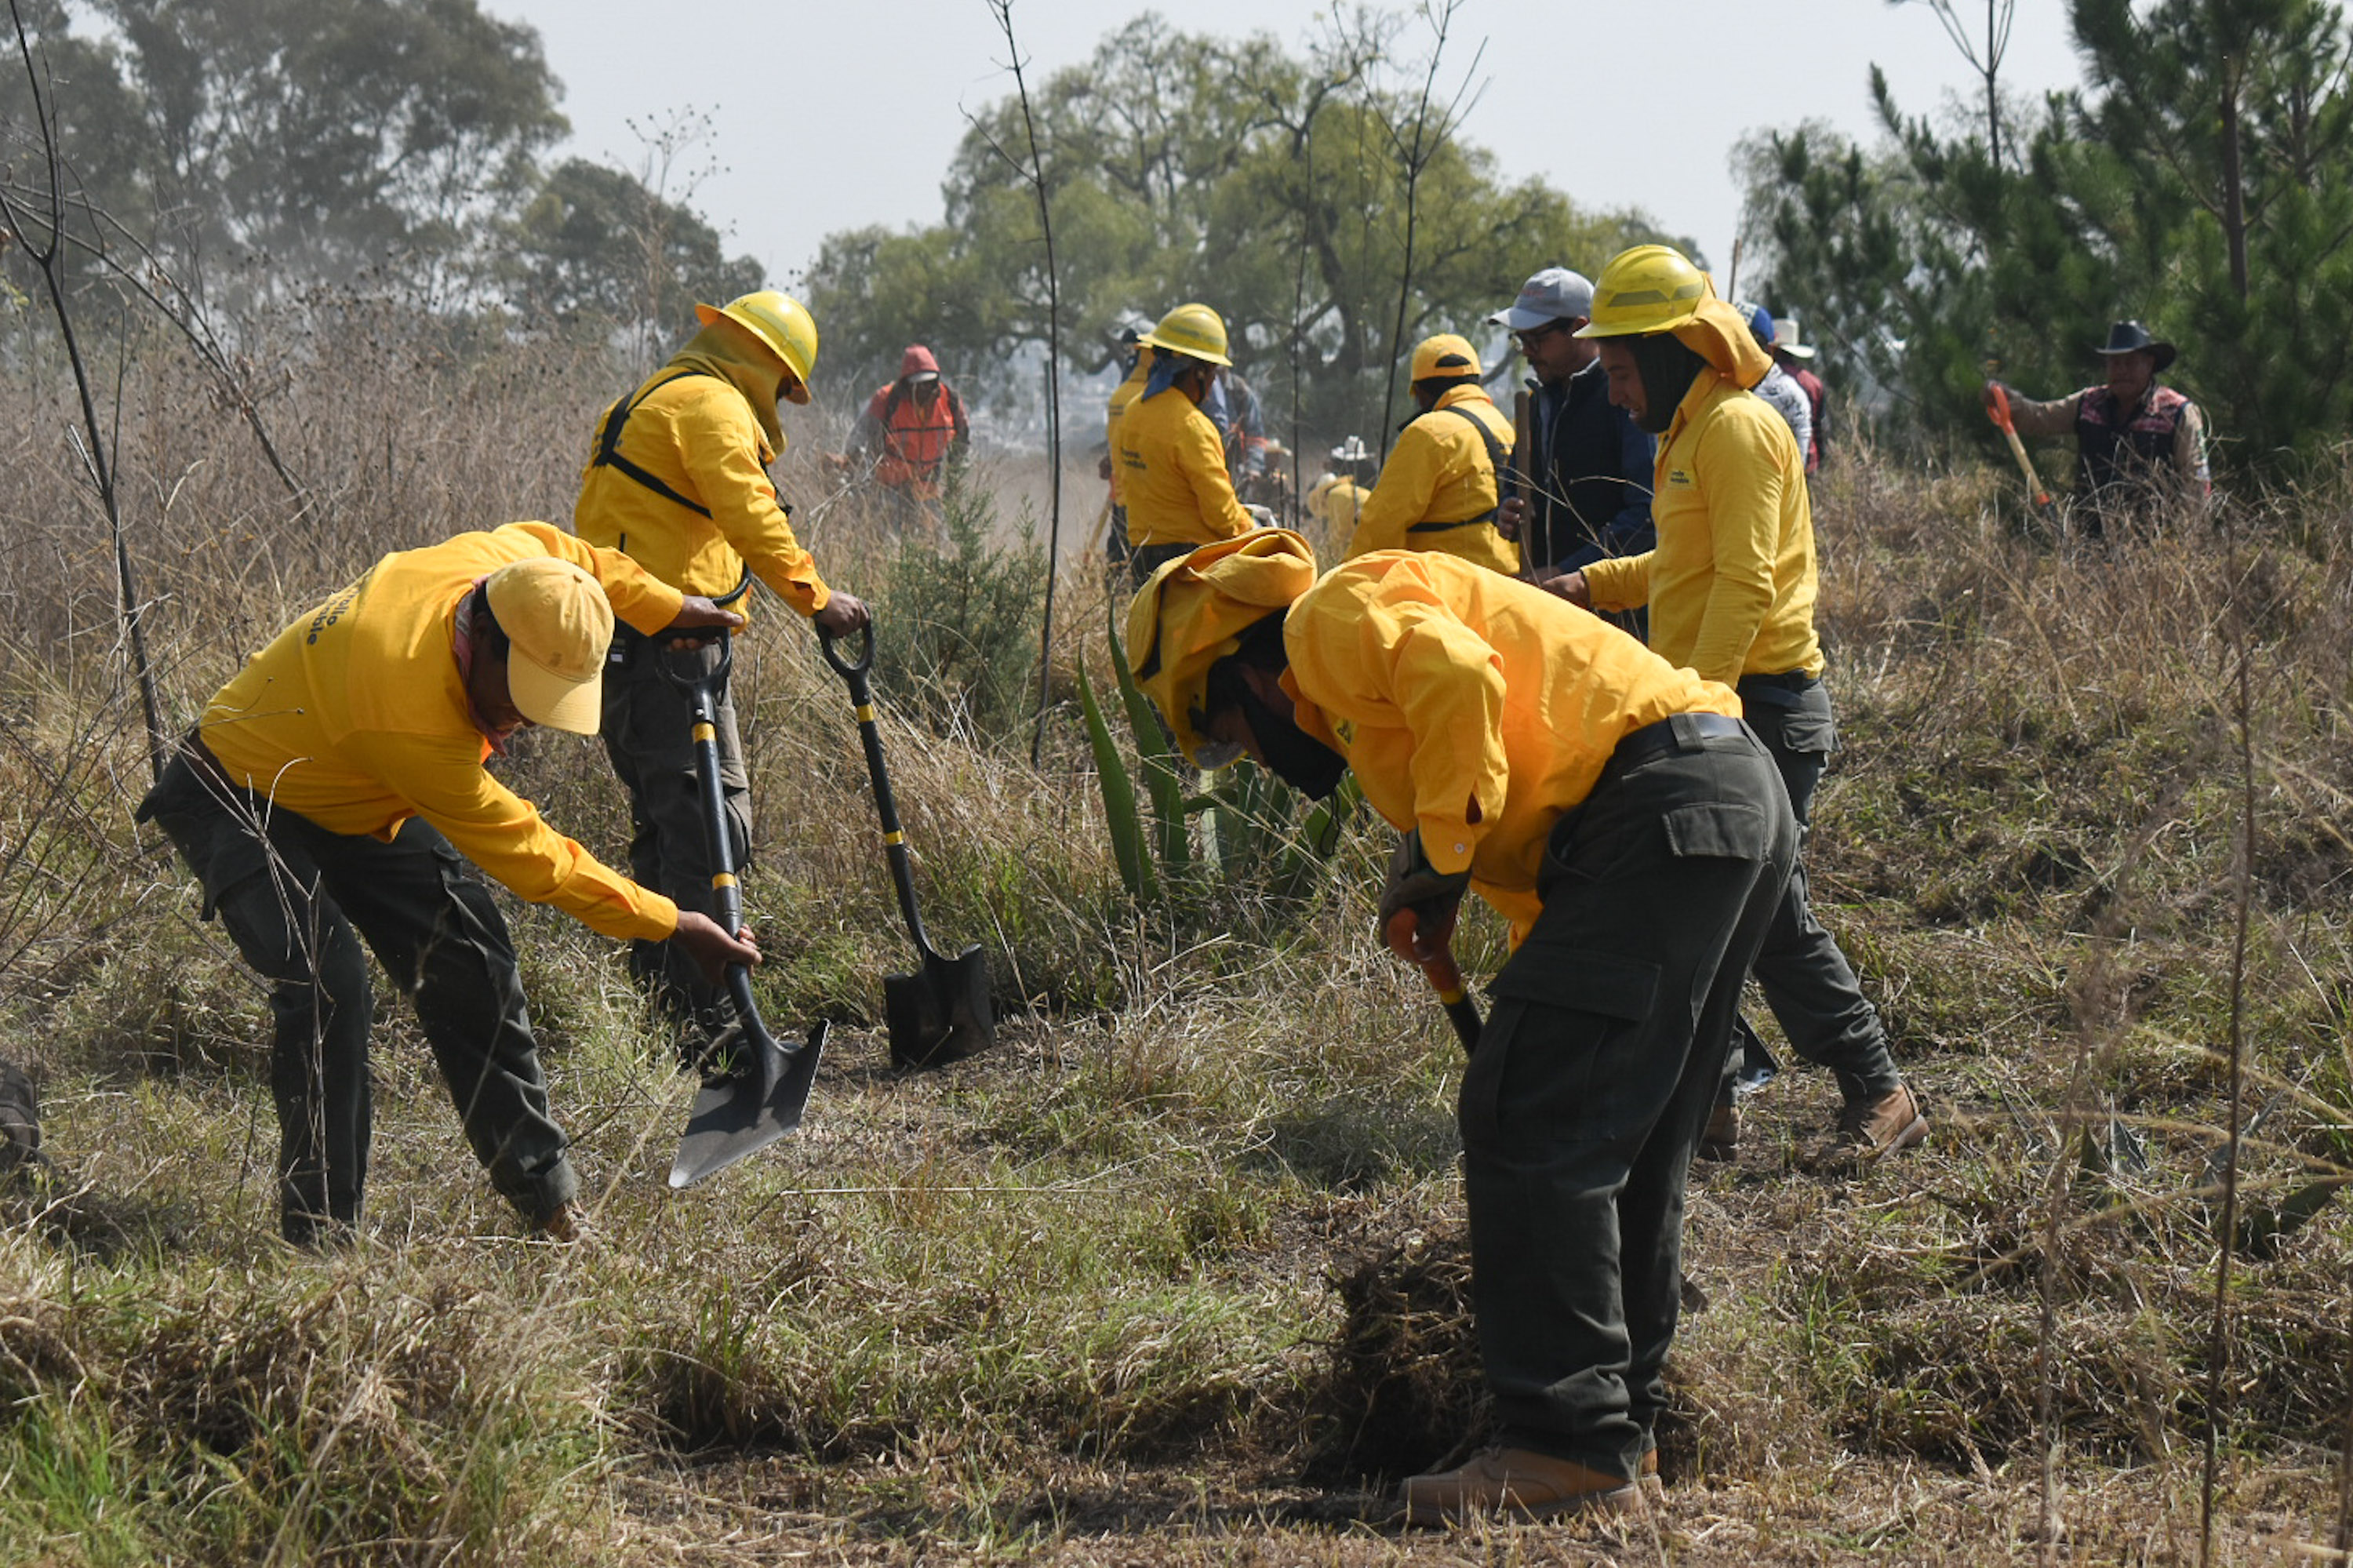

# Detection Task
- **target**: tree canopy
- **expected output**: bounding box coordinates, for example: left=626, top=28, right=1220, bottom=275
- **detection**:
left=802, top=12, right=1688, bottom=440
left=1744, top=0, right=2353, bottom=477
left=2, top=0, right=761, bottom=339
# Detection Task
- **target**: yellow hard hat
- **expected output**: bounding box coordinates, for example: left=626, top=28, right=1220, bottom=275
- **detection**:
left=1125, top=529, right=1318, bottom=766
left=696, top=290, right=820, bottom=402
left=1577, top=245, right=1711, bottom=339
left=1140, top=302, right=1232, bottom=367
left=1409, top=333, right=1482, bottom=382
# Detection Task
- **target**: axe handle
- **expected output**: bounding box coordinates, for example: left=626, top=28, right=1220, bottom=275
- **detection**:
left=1385, top=910, right=1482, bottom=1055
left=1986, top=384, right=2053, bottom=509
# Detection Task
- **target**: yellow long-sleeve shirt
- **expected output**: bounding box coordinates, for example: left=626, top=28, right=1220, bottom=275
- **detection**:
left=1104, top=352, right=1152, bottom=507
left=1118, top=384, right=1254, bottom=549
left=574, top=326, right=831, bottom=623
left=1282, top=551, right=1741, bottom=942
left=1344, top=385, right=1520, bottom=577
left=1579, top=371, right=1822, bottom=685
left=1305, top=473, right=1369, bottom=550
left=197, top=522, right=686, bottom=943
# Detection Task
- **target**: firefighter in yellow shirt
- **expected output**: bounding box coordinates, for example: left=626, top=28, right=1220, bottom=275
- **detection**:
left=1100, top=329, right=1154, bottom=579
left=1128, top=532, right=1796, bottom=1523
left=1115, top=301, right=1267, bottom=586
left=135, top=523, right=751, bottom=1245
left=574, top=291, right=870, bottom=1050
left=1304, top=435, right=1373, bottom=555
left=1555, top=245, right=1926, bottom=1166
left=1344, top=333, right=1520, bottom=577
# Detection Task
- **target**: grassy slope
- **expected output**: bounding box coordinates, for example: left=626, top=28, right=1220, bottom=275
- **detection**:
left=0, top=337, right=2348, bottom=1563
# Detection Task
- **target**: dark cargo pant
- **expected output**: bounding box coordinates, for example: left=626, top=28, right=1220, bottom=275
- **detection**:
left=1464, top=715, right=1797, bottom=1479
left=599, top=634, right=749, bottom=1031
left=137, top=749, right=577, bottom=1242
left=1731, top=673, right=1904, bottom=1103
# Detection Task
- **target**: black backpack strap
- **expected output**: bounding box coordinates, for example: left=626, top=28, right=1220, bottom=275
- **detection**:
left=591, top=369, right=716, bottom=518
left=1407, top=406, right=1511, bottom=533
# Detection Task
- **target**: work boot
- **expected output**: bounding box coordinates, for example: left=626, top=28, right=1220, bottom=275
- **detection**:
left=1638, top=1445, right=1664, bottom=1504
left=1811, top=1082, right=1928, bottom=1172
left=1399, top=1447, right=1638, bottom=1526
left=1697, top=1098, right=1740, bottom=1161
left=533, top=1201, right=587, bottom=1245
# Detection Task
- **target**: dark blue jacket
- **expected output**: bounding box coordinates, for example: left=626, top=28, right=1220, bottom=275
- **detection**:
left=1522, top=358, right=1655, bottom=573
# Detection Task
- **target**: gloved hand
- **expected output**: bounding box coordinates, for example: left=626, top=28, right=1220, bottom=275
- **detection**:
left=1242, top=503, right=1278, bottom=529
left=1378, top=829, right=1470, bottom=959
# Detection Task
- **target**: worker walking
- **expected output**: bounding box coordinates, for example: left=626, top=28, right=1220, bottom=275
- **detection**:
left=573, top=291, right=871, bottom=1057
left=1304, top=435, right=1374, bottom=555
left=1737, top=303, right=1814, bottom=465
left=135, top=524, right=753, bottom=1245
left=1984, top=319, right=2209, bottom=533
left=845, top=344, right=972, bottom=534
left=1343, top=333, right=1520, bottom=577
left=1128, top=533, right=1796, bottom=1521
left=1115, top=302, right=1270, bottom=587
left=1771, top=317, right=1827, bottom=472
left=1555, top=245, right=1926, bottom=1166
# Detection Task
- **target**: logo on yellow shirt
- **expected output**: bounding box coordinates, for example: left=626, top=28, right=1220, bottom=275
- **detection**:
left=1666, top=467, right=1693, bottom=488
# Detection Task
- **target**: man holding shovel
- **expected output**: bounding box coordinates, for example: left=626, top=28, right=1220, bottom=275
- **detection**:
left=1128, top=531, right=1797, bottom=1521
left=573, top=290, right=870, bottom=1060
left=136, top=523, right=754, bottom=1245
left=1550, top=244, right=1928, bottom=1169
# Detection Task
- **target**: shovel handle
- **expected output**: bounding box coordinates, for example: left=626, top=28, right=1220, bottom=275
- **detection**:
left=818, top=621, right=876, bottom=681
left=655, top=566, right=752, bottom=697
left=818, top=620, right=941, bottom=959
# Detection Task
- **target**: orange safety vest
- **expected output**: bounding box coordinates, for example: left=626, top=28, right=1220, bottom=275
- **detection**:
left=864, top=379, right=969, bottom=496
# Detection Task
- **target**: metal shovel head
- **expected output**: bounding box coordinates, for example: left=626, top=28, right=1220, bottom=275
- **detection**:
left=667, top=1019, right=828, bottom=1189
left=884, top=944, right=995, bottom=1069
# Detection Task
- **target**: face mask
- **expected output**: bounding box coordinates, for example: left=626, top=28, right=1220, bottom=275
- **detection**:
left=1239, top=682, right=1347, bottom=799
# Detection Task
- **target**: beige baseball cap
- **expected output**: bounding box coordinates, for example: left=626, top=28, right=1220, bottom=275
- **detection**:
left=482, top=557, right=615, bottom=734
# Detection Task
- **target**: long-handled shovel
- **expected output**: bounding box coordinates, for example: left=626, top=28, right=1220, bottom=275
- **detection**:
left=1384, top=909, right=1482, bottom=1055
left=665, top=627, right=828, bottom=1189
left=820, top=624, right=995, bottom=1068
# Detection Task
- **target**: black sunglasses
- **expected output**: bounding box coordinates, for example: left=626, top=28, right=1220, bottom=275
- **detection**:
left=1514, top=318, right=1577, bottom=351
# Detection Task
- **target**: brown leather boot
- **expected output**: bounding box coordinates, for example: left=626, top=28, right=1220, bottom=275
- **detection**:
left=1811, top=1082, right=1928, bottom=1172
left=1638, top=1445, right=1664, bottom=1504
left=1697, top=1098, right=1741, bottom=1160
left=1399, top=1446, right=1638, bottom=1525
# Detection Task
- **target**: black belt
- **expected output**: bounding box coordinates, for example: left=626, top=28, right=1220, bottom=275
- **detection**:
left=1738, top=668, right=1820, bottom=693
left=1604, top=711, right=1749, bottom=776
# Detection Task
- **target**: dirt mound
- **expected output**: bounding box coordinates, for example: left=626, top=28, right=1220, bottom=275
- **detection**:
left=1300, top=1227, right=1487, bottom=1485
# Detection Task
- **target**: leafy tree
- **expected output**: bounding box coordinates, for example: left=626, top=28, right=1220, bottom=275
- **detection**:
left=500, top=158, right=762, bottom=345
left=1744, top=0, right=2353, bottom=477
left=802, top=11, right=1685, bottom=438
left=3, top=0, right=566, bottom=307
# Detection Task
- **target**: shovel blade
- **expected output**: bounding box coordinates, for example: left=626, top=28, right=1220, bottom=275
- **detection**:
left=884, top=944, right=995, bottom=1069
left=667, top=1020, right=828, bottom=1189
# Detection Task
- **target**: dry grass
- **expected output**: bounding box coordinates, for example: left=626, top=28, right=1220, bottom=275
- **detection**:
left=0, top=315, right=2348, bottom=1563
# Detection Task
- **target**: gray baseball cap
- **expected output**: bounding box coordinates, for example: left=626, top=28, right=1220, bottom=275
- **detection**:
left=1486, top=267, right=1595, bottom=331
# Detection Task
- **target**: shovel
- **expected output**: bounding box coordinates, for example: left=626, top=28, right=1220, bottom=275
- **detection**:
left=662, top=624, right=827, bottom=1189
left=820, top=623, right=995, bottom=1068
left=1384, top=909, right=1482, bottom=1055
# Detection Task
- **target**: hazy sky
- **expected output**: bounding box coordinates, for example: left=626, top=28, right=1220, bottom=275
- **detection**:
left=496, top=0, right=2083, bottom=301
